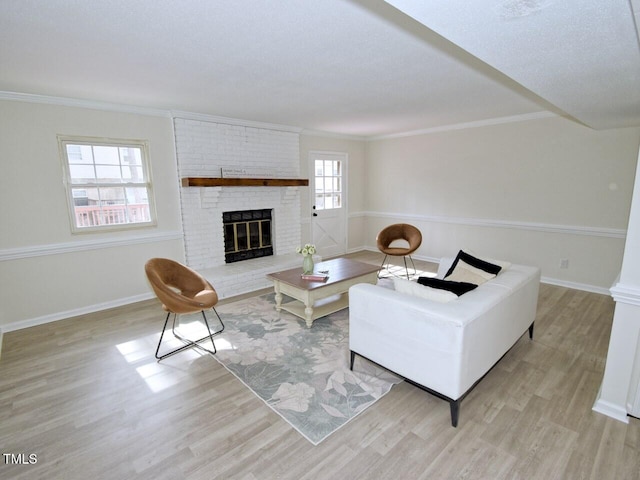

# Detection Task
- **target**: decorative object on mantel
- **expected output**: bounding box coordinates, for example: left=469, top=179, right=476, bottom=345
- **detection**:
left=181, top=177, right=309, bottom=187
left=296, top=243, right=316, bottom=274
left=221, top=167, right=277, bottom=178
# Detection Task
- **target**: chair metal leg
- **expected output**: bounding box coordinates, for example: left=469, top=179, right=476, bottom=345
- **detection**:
left=155, top=307, right=225, bottom=361
left=379, top=254, right=418, bottom=280
left=377, top=254, right=389, bottom=278
left=155, top=311, right=175, bottom=360
left=407, top=255, right=417, bottom=279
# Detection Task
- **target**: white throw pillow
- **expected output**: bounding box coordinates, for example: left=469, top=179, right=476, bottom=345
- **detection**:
left=444, top=259, right=497, bottom=285
left=393, top=278, right=457, bottom=303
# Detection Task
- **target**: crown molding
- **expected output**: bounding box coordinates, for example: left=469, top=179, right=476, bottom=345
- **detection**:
left=171, top=110, right=303, bottom=133
left=1, top=91, right=564, bottom=139
left=300, top=128, right=367, bottom=141
left=367, top=111, right=558, bottom=141
left=0, top=91, right=171, bottom=117
left=0, top=90, right=305, bottom=134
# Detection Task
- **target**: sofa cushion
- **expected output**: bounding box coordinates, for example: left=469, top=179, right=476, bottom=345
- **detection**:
left=444, top=250, right=502, bottom=285
left=393, top=278, right=458, bottom=302
left=417, top=277, right=478, bottom=296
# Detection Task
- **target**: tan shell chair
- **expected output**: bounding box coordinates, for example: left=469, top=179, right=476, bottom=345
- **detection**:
left=376, top=223, right=423, bottom=280
left=145, top=258, right=224, bottom=361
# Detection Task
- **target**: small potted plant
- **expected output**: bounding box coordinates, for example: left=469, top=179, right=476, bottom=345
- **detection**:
left=296, top=243, right=317, bottom=274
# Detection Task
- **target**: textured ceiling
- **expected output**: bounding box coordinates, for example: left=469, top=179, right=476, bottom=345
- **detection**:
left=1, top=0, right=639, bottom=137
left=384, top=0, right=640, bottom=130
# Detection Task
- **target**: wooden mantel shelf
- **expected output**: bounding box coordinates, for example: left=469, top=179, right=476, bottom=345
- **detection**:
left=181, top=177, right=309, bottom=187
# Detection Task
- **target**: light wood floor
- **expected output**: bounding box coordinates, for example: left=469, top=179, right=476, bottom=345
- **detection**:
left=1, top=251, right=639, bottom=479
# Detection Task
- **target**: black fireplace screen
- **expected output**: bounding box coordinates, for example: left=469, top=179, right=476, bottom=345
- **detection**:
left=223, top=209, right=273, bottom=263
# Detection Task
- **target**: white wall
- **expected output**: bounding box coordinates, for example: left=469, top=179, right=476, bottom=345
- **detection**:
left=364, top=115, right=640, bottom=291
left=0, top=100, right=184, bottom=331
left=2, top=97, right=639, bottom=332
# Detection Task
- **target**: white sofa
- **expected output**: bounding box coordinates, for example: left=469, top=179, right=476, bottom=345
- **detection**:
left=349, top=256, right=540, bottom=426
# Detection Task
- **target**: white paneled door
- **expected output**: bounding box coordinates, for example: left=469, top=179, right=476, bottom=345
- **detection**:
left=310, top=151, right=347, bottom=258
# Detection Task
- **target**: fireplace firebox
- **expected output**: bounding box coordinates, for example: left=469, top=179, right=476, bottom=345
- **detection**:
left=223, top=209, right=273, bottom=263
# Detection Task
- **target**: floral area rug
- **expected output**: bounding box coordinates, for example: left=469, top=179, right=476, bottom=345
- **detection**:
left=211, top=293, right=402, bottom=445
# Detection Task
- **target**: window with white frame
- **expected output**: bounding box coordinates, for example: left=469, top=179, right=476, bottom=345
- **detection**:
left=58, top=136, right=156, bottom=232
left=314, top=158, right=342, bottom=210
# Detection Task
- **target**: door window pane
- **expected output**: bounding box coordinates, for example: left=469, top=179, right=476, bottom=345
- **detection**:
left=314, top=158, right=342, bottom=210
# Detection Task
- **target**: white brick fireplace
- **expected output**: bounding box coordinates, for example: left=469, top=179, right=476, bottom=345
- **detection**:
left=174, top=116, right=307, bottom=298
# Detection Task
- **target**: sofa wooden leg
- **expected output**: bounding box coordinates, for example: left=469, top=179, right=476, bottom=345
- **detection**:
left=450, top=399, right=460, bottom=427
left=529, top=322, right=535, bottom=339
left=349, top=350, right=356, bottom=370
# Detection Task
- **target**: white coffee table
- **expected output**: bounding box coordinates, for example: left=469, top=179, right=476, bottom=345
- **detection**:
left=266, top=258, right=379, bottom=327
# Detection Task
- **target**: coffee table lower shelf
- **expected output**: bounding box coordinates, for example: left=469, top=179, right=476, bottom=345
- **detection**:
left=278, top=294, right=348, bottom=325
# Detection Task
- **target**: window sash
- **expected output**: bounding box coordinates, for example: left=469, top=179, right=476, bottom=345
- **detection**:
left=59, top=136, right=156, bottom=233
left=314, top=158, right=342, bottom=211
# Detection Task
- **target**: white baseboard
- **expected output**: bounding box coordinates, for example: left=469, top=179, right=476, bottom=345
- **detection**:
left=1, top=249, right=612, bottom=333
left=358, top=246, right=609, bottom=295
left=355, top=246, right=440, bottom=263
left=2, top=293, right=155, bottom=333
left=3, top=255, right=314, bottom=332
left=540, top=277, right=610, bottom=295
left=592, top=387, right=630, bottom=424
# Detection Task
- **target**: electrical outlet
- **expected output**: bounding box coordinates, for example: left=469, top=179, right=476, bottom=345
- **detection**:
left=560, top=259, right=569, bottom=269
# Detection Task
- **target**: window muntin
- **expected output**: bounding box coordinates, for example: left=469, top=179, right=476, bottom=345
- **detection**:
left=59, top=136, right=156, bottom=232
left=314, top=159, right=342, bottom=210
